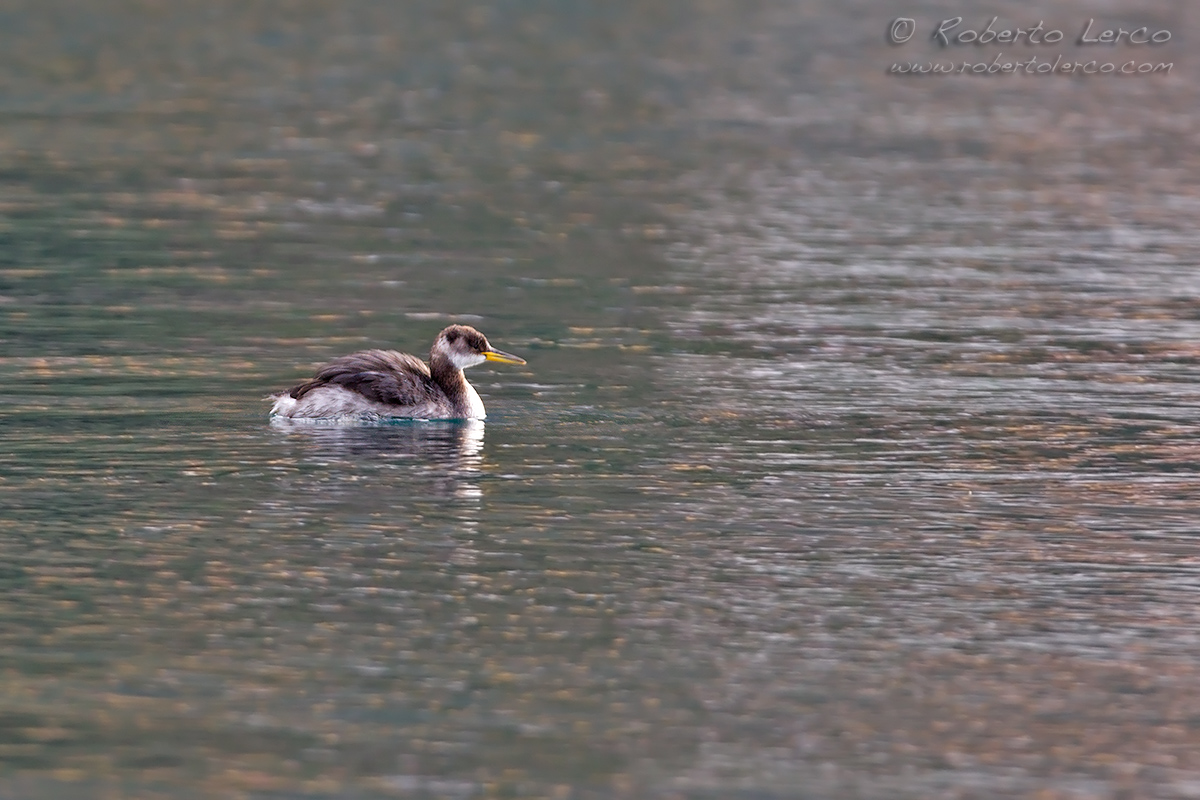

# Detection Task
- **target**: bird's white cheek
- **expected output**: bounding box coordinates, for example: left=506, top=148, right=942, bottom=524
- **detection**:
left=451, top=351, right=487, bottom=370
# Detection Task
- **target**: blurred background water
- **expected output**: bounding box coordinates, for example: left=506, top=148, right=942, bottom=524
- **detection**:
left=2, top=0, right=1200, bottom=798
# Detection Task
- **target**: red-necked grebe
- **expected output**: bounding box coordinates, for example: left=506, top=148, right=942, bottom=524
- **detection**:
left=270, top=324, right=526, bottom=421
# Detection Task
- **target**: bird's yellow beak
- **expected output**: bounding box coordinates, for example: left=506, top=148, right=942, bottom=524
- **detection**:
left=483, top=348, right=526, bottom=366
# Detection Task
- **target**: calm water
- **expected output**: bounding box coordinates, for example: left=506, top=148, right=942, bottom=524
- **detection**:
left=3, top=1, right=1200, bottom=798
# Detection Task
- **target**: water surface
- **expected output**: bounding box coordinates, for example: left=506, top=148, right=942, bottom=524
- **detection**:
left=2, top=1, right=1200, bottom=798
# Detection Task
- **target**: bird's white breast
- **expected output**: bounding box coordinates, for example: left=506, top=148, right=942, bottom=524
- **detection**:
left=462, top=380, right=486, bottom=419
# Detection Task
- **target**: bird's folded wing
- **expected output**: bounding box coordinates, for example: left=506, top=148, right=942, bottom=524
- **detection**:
left=289, top=350, right=435, bottom=406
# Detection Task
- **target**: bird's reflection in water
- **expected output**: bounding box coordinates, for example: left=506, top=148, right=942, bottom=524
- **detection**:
left=267, top=418, right=486, bottom=506
left=259, top=422, right=489, bottom=626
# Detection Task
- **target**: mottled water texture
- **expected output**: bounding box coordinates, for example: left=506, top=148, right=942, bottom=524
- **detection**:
left=1, top=0, right=1200, bottom=798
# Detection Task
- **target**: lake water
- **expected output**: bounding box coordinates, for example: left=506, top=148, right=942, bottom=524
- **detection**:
left=3, top=1, right=1200, bottom=798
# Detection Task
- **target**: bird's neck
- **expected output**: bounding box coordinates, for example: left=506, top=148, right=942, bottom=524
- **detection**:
left=430, top=356, right=475, bottom=416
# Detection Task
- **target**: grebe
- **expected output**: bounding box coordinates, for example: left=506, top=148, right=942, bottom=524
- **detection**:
left=270, top=325, right=526, bottom=421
